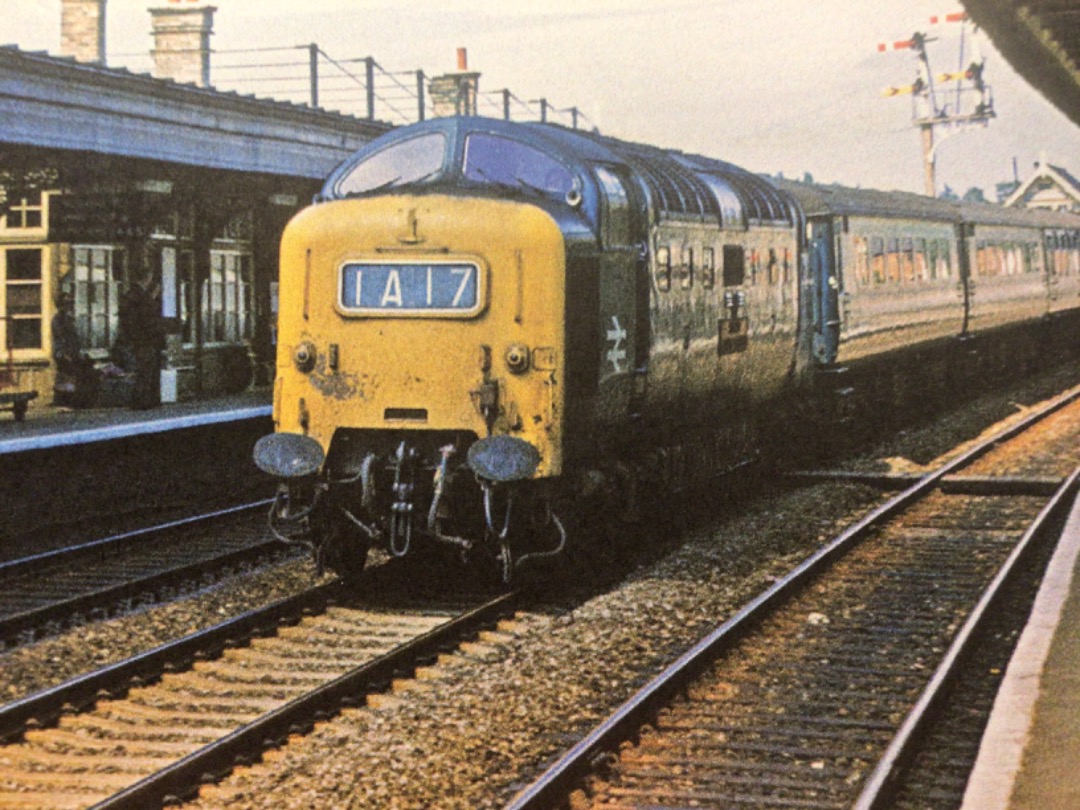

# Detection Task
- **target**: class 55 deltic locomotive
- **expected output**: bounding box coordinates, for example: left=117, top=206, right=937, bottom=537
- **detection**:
left=254, top=116, right=1080, bottom=587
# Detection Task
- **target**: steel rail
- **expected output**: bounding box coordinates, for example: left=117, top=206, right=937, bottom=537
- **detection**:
left=852, top=465, right=1080, bottom=809
left=503, top=386, right=1080, bottom=810
left=0, top=582, right=342, bottom=743
left=89, top=591, right=519, bottom=810
left=0, top=536, right=295, bottom=648
left=0, top=498, right=274, bottom=582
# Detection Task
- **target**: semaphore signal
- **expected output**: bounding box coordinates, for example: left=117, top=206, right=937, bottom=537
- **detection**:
left=878, top=11, right=994, bottom=196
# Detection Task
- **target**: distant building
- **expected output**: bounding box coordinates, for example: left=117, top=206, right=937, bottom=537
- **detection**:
left=1005, top=159, right=1080, bottom=213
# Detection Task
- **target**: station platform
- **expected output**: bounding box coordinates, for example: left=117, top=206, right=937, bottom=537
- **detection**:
left=961, top=488, right=1080, bottom=810
left=0, top=390, right=272, bottom=455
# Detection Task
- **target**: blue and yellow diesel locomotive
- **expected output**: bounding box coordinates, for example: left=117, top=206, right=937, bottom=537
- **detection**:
left=255, top=117, right=1080, bottom=584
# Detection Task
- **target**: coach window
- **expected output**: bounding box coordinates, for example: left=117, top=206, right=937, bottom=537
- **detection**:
left=679, top=247, right=694, bottom=290
left=767, top=248, right=779, bottom=285
left=2, top=248, right=43, bottom=350
left=900, top=238, right=915, bottom=283
left=655, top=246, right=671, bottom=292
left=853, top=237, right=870, bottom=286
left=870, top=237, right=886, bottom=284
left=1005, top=244, right=1019, bottom=276
left=914, top=239, right=928, bottom=281
left=701, top=247, right=716, bottom=289
left=936, top=239, right=952, bottom=279
left=886, top=239, right=901, bottom=283
left=72, top=246, right=123, bottom=351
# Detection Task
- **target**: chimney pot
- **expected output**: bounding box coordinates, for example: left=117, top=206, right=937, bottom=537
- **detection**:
left=457, top=47, right=468, bottom=71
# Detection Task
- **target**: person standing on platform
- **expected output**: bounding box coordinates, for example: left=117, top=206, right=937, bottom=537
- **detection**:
left=51, top=290, right=97, bottom=407
left=115, top=280, right=165, bottom=409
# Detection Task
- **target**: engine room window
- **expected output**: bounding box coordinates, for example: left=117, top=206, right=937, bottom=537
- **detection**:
left=722, top=244, right=745, bottom=287
left=655, top=246, right=671, bottom=292
left=701, top=247, right=716, bottom=289
left=767, top=249, right=779, bottom=285
left=679, top=247, right=694, bottom=290
left=463, top=134, right=576, bottom=199
left=333, top=133, right=447, bottom=197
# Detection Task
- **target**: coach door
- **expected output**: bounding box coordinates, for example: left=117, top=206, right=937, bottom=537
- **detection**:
left=807, top=217, right=840, bottom=365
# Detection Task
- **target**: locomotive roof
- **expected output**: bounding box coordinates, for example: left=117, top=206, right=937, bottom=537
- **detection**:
left=555, top=127, right=797, bottom=226
left=322, top=117, right=798, bottom=228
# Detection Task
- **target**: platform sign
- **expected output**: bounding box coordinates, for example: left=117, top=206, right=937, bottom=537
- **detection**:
left=338, top=261, right=482, bottom=316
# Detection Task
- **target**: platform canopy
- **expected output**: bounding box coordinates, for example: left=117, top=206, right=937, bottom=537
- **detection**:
left=0, top=46, right=390, bottom=180
left=963, top=0, right=1080, bottom=127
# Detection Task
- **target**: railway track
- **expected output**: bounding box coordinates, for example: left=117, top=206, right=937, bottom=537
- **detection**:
left=0, top=500, right=293, bottom=650
left=0, top=577, right=518, bottom=810
left=507, top=388, right=1080, bottom=810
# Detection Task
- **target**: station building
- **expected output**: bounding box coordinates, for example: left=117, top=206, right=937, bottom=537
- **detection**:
left=0, top=0, right=390, bottom=414
left=1006, top=159, right=1080, bottom=214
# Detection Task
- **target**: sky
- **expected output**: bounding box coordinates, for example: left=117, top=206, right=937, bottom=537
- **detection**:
left=7, top=0, right=1080, bottom=197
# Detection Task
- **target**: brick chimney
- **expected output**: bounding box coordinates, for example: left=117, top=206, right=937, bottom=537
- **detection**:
left=429, top=48, right=480, bottom=117
left=60, top=0, right=107, bottom=64
left=149, top=0, right=216, bottom=88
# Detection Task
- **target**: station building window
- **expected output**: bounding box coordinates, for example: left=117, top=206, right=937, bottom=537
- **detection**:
left=159, top=246, right=196, bottom=345
left=2, top=247, right=43, bottom=350
left=3, top=192, right=44, bottom=230
left=71, top=245, right=124, bottom=352
left=203, top=250, right=253, bottom=343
